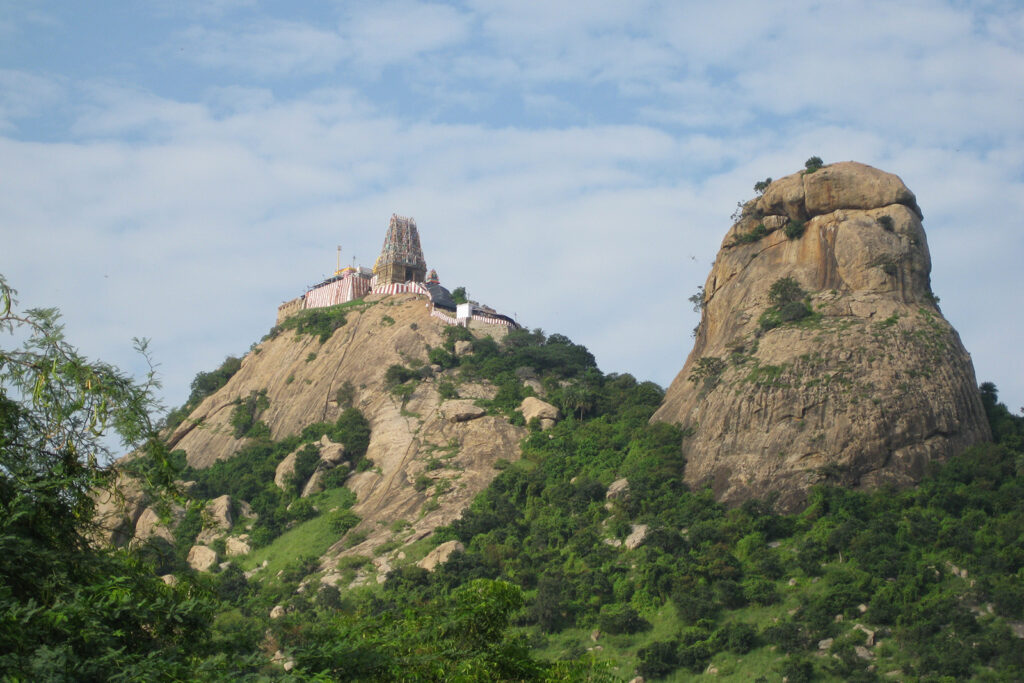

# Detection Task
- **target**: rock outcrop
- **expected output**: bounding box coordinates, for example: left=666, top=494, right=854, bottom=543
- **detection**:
left=156, top=294, right=524, bottom=571
left=653, top=161, right=990, bottom=510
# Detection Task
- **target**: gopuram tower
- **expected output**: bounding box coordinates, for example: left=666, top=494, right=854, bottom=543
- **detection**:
left=373, top=214, right=427, bottom=285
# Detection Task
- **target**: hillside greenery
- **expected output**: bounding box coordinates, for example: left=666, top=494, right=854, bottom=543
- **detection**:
left=3, top=272, right=1023, bottom=680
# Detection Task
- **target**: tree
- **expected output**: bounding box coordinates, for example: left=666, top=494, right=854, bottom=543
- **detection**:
left=0, top=274, right=213, bottom=678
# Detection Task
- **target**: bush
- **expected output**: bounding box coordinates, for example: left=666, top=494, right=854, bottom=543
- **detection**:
left=804, top=156, right=824, bottom=173
left=734, top=223, right=769, bottom=244
left=784, top=219, right=806, bottom=239
left=877, top=215, right=894, bottom=231
left=754, top=177, right=772, bottom=194
left=596, top=604, right=649, bottom=635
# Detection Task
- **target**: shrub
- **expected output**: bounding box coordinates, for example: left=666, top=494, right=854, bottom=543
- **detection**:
left=596, top=604, right=649, bottom=635
left=229, top=390, right=270, bottom=439
left=734, top=223, right=769, bottom=244
left=769, top=277, right=805, bottom=305
left=385, top=364, right=419, bottom=387
left=804, top=156, right=824, bottom=173
left=688, top=356, right=726, bottom=390
left=754, top=177, right=772, bottom=194
left=784, top=219, right=806, bottom=239
left=877, top=215, right=894, bottom=231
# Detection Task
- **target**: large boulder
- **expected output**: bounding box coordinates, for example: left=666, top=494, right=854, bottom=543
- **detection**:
left=187, top=545, right=218, bottom=572
left=518, top=397, right=560, bottom=430
left=653, top=161, right=989, bottom=511
left=439, top=400, right=486, bottom=423
left=417, top=540, right=465, bottom=572
left=274, top=451, right=298, bottom=491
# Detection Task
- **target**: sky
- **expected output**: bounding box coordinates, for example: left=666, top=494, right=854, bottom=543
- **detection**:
left=2, top=0, right=1022, bottom=419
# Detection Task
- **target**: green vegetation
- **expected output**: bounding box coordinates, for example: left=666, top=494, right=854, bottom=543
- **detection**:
left=7, top=271, right=1024, bottom=681
left=753, top=177, right=772, bottom=195
left=759, top=277, right=813, bottom=331
left=451, top=286, right=469, bottom=305
left=783, top=218, right=806, bottom=240
left=803, top=156, right=824, bottom=174
left=268, top=299, right=369, bottom=343
left=732, top=222, right=769, bottom=245
left=182, top=406, right=370, bottom=548
left=164, top=354, right=242, bottom=430
left=877, top=215, right=895, bottom=232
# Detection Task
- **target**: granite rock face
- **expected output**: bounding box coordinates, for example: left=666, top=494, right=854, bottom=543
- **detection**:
left=159, top=295, right=524, bottom=572
left=652, top=162, right=990, bottom=511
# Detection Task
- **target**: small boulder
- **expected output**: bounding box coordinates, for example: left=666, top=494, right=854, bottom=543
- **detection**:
left=853, top=623, right=876, bottom=646
left=606, top=478, right=630, bottom=501
left=207, top=495, right=233, bottom=531
left=624, top=524, right=649, bottom=550
left=269, top=605, right=286, bottom=619
left=160, top=574, right=178, bottom=587
left=318, top=435, right=346, bottom=465
left=518, top=397, right=560, bottom=430
left=133, top=506, right=174, bottom=545
left=440, top=400, right=486, bottom=423
left=186, top=545, right=218, bottom=572
left=274, top=451, right=298, bottom=491
left=225, top=536, right=251, bottom=557
left=417, top=540, right=465, bottom=572
left=818, top=638, right=833, bottom=650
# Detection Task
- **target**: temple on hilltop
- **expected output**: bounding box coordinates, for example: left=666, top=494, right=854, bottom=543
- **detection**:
left=275, top=214, right=518, bottom=330
left=374, top=214, right=426, bottom=285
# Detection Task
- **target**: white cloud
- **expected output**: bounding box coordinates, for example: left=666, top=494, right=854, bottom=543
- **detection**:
left=3, top=0, right=1024, bottom=418
left=174, top=20, right=347, bottom=76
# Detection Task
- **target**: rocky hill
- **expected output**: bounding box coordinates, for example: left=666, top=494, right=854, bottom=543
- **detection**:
left=99, top=292, right=531, bottom=582
left=652, top=161, right=990, bottom=510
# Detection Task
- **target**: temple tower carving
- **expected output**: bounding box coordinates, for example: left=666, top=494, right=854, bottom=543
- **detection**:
left=373, top=214, right=427, bottom=285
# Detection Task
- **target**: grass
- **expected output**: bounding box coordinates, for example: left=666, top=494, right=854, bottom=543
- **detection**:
left=237, top=487, right=355, bottom=577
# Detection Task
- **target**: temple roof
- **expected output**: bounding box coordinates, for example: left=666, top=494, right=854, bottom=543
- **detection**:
left=374, top=214, right=426, bottom=273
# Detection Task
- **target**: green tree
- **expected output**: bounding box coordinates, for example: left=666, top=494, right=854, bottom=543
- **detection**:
left=0, top=275, right=218, bottom=678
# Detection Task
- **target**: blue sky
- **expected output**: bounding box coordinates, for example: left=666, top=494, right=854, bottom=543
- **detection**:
left=2, top=0, right=1023, bottom=419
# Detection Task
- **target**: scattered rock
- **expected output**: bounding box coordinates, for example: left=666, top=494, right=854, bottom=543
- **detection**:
left=270, top=605, right=286, bottom=619
left=274, top=451, right=298, bottom=491
left=207, top=495, right=233, bottom=531
left=855, top=645, right=874, bottom=660
left=186, top=545, right=217, bottom=572
left=518, top=396, right=560, bottom=430
left=605, top=478, right=630, bottom=501
left=225, top=536, right=251, bottom=557
left=418, top=540, right=465, bottom=572
left=858, top=603, right=868, bottom=614
left=318, top=435, right=346, bottom=464
left=133, top=506, right=174, bottom=545
left=440, top=400, right=487, bottom=423
left=160, top=574, right=178, bottom=587
left=624, top=524, right=649, bottom=550
left=788, top=578, right=797, bottom=586
left=590, top=629, right=600, bottom=642
left=818, top=638, right=833, bottom=650
left=854, top=624, right=876, bottom=646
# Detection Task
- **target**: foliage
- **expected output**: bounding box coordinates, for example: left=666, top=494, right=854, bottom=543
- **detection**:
left=804, top=156, right=824, bottom=173
left=228, top=389, right=269, bottom=439
left=753, top=177, right=772, bottom=194
left=783, top=218, right=806, bottom=239
left=760, top=277, right=812, bottom=331
left=270, top=300, right=364, bottom=343
left=688, top=284, right=705, bottom=313
left=733, top=222, right=769, bottom=244
left=688, top=356, right=726, bottom=391
left=165, top=355, right=242, bottom=430
left=451, top=286, right=469, bottom=305
left=0, top=275, right=233, bottom=678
